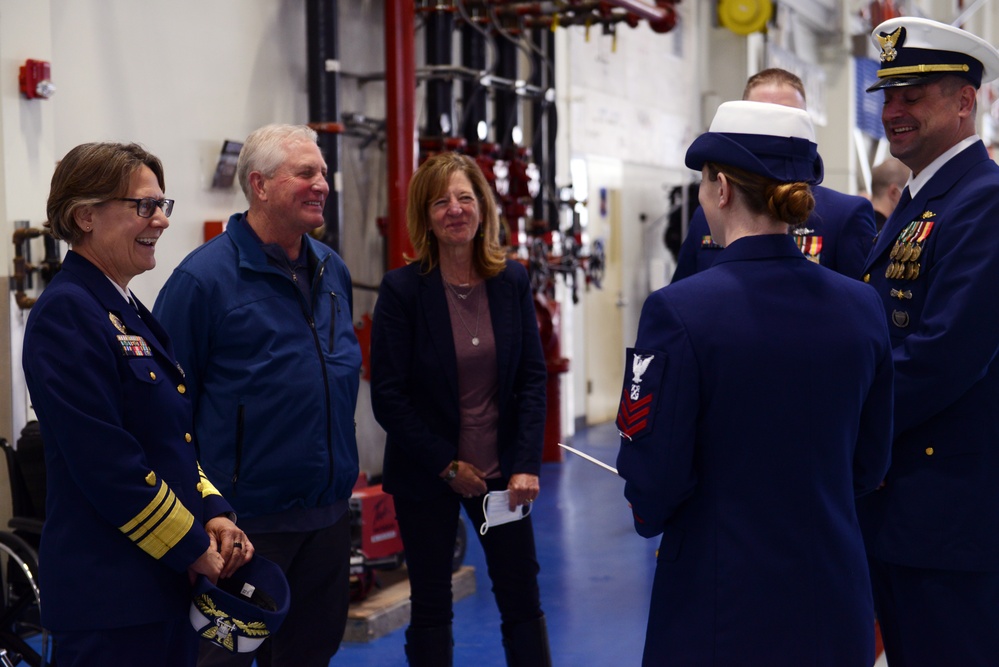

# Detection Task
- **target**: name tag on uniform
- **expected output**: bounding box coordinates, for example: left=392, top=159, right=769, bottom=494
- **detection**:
left=117, top=335, right=152, bottom=357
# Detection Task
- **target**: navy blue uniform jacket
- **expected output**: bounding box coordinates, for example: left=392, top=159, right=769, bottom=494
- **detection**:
left=858, top=141, right=999, bottom=572
left=22, top=251, right=231, bottom=631
left=617, top=235, right=893, bottom=666
left=370, top=260, right=546, bottom=500
left=673, top=185, right=877, bottom=280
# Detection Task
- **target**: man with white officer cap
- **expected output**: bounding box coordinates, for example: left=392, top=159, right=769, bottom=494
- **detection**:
left=858, top=15, right=999, bottom=666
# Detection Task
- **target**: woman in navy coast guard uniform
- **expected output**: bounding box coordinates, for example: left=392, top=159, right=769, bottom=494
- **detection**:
left=616, top=102, right=894, bottom=666
left=22, top=143, right=251, bottom=667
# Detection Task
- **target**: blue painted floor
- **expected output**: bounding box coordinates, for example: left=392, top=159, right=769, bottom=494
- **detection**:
left=20, top=421, right=651, bottom=666
left=334, top=420, right=657, bottom=666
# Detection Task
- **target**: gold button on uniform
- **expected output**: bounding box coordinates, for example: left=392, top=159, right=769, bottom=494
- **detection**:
left=185, top=433, right=192, bottom=443
left=925, top=447, right=934, bottom=456
left=196, top=482, right=204, bottom=493
left=177, top=384, right=186, bottom=394
left=863, top=274, right=871, bottom=283
left=149, top=371, right=157, bottom=380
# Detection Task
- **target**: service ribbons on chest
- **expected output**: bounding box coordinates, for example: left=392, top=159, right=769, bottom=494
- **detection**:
left=117, top=334, right=153, bottom=357
left=886, top=213, right=936, bottom=280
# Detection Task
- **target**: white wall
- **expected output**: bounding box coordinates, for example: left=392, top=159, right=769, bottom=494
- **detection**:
left=49, top=0, right=313, bottom=301
left=1, top=0, right=394, bottom=477
left=0, top=0, right=56, bottom=526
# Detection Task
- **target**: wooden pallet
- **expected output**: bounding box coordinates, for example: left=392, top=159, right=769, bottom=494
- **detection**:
left=344, top=565, right=477, bottom=643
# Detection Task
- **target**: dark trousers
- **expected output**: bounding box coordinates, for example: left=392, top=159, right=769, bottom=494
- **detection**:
left=870, top=558, right=999, bottom=666
left=395, top=478, right=543, bottom=629
left=54, top=617, right=197, bottom=667
left=198, top=511, right=352, bottom=667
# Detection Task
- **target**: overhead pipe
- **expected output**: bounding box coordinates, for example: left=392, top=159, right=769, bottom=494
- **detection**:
left=386, top=0, right=416, bottom=270
left=462, top=0, right=675, bottom=22
left=476, top=0, right=679, bottom=33
left=601, top=0, right=668, bottom=22
left=306, top=0, right=346, bottom=253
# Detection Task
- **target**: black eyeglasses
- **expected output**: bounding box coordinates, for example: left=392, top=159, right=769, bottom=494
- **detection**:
left=116, top=197, right=175, bottom=218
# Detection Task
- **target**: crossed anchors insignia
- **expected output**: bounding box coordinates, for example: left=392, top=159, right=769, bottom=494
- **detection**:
left=194, top=594, right=270, bottom=652
left=877, top=26, right=904, bottom=62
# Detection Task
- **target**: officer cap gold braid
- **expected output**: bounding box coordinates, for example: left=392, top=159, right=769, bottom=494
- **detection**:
left=867, top=17, right=999, bottom=92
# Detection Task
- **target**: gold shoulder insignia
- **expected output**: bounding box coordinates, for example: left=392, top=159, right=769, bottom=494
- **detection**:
left=877, top=26, right=904, bottom=63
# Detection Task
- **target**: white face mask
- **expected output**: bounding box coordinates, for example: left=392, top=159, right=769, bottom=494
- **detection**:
left=479, top=490, right=532, bottom=535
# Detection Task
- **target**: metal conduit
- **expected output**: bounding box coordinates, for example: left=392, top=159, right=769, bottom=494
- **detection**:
left=306, top=0, right=345, bottom=253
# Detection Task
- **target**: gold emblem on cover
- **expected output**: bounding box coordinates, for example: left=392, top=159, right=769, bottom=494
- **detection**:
left=877, top=26, right=904, bottom=63
left=193, top=594, right=270, bottom=652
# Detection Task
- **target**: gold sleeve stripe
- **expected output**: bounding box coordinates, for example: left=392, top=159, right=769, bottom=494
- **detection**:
left=136, top=499, right=195, bottom=560
left=119, top=482, right=196, bottom=560
left=197, top=463, right=223, bottom=498
left=120, top=481, right=169, bottom=534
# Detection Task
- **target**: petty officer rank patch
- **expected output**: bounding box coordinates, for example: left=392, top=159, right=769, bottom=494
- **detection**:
left=886, top=212, right=936, bottom=280
left=117, top=334, right=152, bottom=357
left=617, top=348, right=666, bottom=441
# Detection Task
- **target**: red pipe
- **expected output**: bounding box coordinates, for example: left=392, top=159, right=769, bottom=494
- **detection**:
left=385, top=0, right=416, bottom=270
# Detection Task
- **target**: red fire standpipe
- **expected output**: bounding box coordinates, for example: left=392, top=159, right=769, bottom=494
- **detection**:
left=535, top=294, right=570, bottom=462
left=385, top=0, right=416, bottom=269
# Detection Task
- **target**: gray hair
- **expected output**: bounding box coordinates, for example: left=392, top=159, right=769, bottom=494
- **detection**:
left=236, top=124, right=319, bottom=200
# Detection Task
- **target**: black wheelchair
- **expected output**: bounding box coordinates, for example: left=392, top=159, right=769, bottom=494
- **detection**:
left=0, top=421, right=50, bottom=666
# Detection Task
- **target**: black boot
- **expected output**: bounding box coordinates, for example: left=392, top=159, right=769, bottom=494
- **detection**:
left=404, top=624, right=453, bottom=667
left=501, top=615, right=552, bottom=667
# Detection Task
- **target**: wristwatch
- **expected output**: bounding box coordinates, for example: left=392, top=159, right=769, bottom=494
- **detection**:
left=444, top=460, right=459, bottom=482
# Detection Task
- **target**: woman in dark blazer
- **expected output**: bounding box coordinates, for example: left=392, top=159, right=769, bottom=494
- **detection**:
left=22, top=143, right=252, bottom=666
left=616, top=102, right=894, bottom=666
left=371, top=152, right=549, bottom=666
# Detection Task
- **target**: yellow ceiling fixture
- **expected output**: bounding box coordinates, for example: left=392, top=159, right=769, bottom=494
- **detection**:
left=718, top=0, right=773, bottom=36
